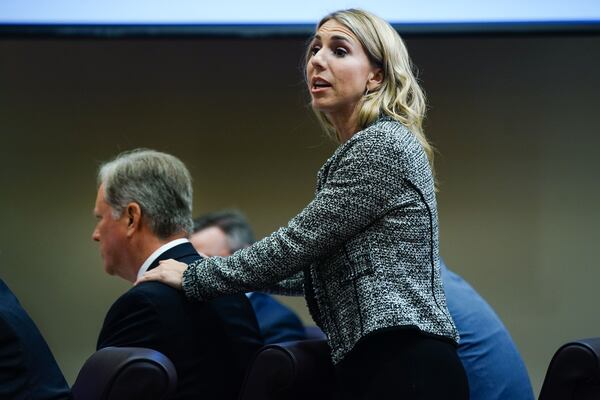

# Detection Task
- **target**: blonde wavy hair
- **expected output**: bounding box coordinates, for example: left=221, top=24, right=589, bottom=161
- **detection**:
left=305, top=9, right=435, bottom=173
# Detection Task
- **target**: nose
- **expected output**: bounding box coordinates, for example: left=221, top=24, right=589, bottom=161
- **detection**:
left=310, top=49, right=326, bottom=71
left=92, top=228, right=100, bottom=242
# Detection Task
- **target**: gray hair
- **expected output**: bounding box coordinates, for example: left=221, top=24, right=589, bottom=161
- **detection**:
left=192, top=210, right=255, bottom=253
left=98, top=148, right=193, bottom=239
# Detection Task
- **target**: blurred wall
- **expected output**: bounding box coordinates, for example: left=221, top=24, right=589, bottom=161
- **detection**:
left=0, top=34, right=598, bottom=394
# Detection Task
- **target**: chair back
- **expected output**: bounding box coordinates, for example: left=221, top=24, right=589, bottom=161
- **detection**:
left=539, top=337, right=600, bottom=400
left=239, top=339, right=335, bottom=400
left=72, top=347, right=177, bottom=400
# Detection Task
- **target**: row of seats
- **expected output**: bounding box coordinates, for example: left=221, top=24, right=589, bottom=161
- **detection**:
left=70, top=334, right=600, bottom=400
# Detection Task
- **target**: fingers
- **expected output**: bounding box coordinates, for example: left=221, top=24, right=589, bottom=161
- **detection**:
left=134, top=259, right=186, bottom=290
left=135, top=268, right=162, bottom=284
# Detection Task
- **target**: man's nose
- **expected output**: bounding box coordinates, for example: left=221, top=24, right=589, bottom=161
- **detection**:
left=92, top=229, right=100, bottom=242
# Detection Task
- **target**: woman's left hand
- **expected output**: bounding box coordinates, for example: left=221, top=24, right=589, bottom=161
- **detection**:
left=135, top=259, right=187, bottom=290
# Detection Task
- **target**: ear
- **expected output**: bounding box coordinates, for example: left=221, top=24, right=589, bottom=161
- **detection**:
left=367, top=68, right=384, bottom=91
left=125, top=202, right=142, bottom=237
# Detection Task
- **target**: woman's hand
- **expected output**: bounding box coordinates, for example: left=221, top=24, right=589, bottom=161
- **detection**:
left=135, top=259, right=187, bottom=290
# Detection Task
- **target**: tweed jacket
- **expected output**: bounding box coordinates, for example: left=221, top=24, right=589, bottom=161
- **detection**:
left=184, top=116, right=459, bottom=364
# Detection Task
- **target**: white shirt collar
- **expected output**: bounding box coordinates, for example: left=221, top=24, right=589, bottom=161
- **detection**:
left=136, top=238, right=190, bottom=281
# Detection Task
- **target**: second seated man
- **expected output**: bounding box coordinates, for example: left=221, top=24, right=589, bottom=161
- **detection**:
left=190, top=210, right=307, bottom=344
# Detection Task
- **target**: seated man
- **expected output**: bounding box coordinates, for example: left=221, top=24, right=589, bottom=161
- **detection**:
left=190, top=210, right=306, bottom=344
left=441, top=259, right=534, bottom=400
left=92, top=149, right=262, bottom=400
left=0, top=278, right=70, bottom=400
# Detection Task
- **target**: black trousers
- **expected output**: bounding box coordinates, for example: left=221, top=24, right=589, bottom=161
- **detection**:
left=334, top=329, right=469, bottom=400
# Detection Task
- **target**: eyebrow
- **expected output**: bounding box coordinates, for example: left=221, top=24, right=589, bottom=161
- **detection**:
left=312, top=34, right=353, bottom=44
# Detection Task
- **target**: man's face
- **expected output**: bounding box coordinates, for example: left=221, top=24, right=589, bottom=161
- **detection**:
left=92, top=184, right=132, bottom=280
left=189, top=226, right=231, bottom=257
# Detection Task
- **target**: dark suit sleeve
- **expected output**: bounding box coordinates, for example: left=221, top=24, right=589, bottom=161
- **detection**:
left=97, top=288, right=162, bottom=350
left=0, top=318, right=27, bottom=399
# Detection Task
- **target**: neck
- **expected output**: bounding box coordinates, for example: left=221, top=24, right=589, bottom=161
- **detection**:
left=129, top=231, right=187, bottom=282
left=326, top=105, right=361, bottom=143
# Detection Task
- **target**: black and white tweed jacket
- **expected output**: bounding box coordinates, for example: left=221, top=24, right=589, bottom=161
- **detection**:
left=183, top=116, right=459, bottom=364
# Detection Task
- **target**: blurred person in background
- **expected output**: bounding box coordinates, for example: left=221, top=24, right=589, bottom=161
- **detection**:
left=441, top=259, right=534, bottom=400
left=191, top=210, right=307, bottom=344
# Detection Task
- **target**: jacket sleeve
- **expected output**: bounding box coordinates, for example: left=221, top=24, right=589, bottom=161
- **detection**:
left=183, top=131, right=406, bottom=301
left=263, top=271, right=305, bottom=296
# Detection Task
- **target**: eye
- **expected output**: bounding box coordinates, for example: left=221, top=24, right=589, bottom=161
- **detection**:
left=309, top=45, right=321, bottom=56
left=334, top=47, right=348, bottom=57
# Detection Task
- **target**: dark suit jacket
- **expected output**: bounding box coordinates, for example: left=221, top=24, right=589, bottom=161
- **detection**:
left=0, top=279, right=70, bottom=400
left=247, top=292, right=306, bottom=344
left=97, top=242, right=263, bottom=400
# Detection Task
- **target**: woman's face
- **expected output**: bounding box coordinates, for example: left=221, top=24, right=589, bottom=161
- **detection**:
left=306, top=19, right=379, bottom=119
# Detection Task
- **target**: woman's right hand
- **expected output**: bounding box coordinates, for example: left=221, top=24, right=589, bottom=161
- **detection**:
left=135, top=259, right=188, bottom=290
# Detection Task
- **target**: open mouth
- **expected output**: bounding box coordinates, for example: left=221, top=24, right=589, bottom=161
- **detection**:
left=311, top=77, right=331, bottom=91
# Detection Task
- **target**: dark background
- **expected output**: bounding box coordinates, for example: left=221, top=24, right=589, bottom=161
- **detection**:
left=1, top=34, right=599, bottom=394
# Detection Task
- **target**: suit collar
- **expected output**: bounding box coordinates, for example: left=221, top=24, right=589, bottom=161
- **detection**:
left=150, top=241, right=199, bottom=269
left=136, top=239, right=198, bottom=281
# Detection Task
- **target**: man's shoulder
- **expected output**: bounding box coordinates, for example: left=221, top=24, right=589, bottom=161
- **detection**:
left=99, top=280, right=211, bottom=350
left=107, top=281, right=192, bottom=321
left=0, top=286, right=39, bottom=341
left=0, top=281, right=22, bottom=319
left=109, top=280, right=254, bottom=325
left=127, top=280, right=184, bottom=298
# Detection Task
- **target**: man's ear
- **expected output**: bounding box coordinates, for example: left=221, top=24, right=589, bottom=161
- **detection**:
left=125, top=202, right=142, bottom=237
left=367, top=68, right=384, bottom=91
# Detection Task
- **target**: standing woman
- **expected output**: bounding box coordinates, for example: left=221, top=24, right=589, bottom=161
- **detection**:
left=141, top=9, right=468, bottom=399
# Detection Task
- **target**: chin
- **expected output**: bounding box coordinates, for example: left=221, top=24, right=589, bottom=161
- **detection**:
left=311, top=101, right=331, bottom=114
left=104, top=265, right=115, bottom=276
